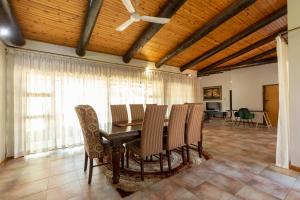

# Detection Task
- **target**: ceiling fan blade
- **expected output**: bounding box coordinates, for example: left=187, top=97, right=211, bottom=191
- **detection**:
left=116, top=18, right=135, bottom=31
left=141, top=16, right=170, bottom=24
left=121, top=0, right=135, bottom=13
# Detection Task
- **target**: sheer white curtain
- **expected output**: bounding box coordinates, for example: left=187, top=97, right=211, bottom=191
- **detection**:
left=276, top=36, right=290, bottom=168
left=6, top=49, right=200, bottom=157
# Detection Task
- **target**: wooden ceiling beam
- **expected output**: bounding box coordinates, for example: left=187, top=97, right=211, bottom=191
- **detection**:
left=198, top=57, right=277, bottom=76
left=198, top=48, right=277, bottom=76
left=181, top=5, right=287, bottom=72
left=0, top=0, right=25, bottom=46
left=198, top=27, right=286, bottom=74
left=76, top=0, right=104, bottom=56
left=155, top=0, right=256, bottom=68
left=122, top=0, right=186, bottom=63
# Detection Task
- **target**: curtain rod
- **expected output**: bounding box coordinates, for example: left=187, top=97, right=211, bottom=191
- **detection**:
left=279, top=26, right=300, bottom=36
left=7, top=46, right=194, bottom=77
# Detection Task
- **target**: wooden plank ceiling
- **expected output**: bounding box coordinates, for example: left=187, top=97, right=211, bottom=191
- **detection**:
left=11, top=0, right=287, bottom=73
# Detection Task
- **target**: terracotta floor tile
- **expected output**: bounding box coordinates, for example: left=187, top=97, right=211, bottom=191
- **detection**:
left=236, top=185, right=280, bottom=200
left=46, top=181, right=82, bottom=200
left=259, top=168, right=297, bottom=188
left=207, top=174, right=245, bottom=195
left=285, top=191, right=300, bottom=200
left=169, top=168, right=210, bottom=189
left=20, top=191, right=47, bottom=200
left=191, top=182, right=236, bottom=200
left=48, top=171, right=79, bottom=189
left=8, top=179, right=48, bottom=199
left=248, top=175, right=289, bottom=199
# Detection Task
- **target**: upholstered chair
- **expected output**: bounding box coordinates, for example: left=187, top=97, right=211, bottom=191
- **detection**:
left=164, top=104, right=188, bottom=172
left=185, top=104, right=204, bottom=162
left=75, top=105, right=111, bottom=184
left=129, top=104, right=145, bottom=121
left=110, top=104, right=129, bottom=123
left=126, top=105, right=167, bottom=181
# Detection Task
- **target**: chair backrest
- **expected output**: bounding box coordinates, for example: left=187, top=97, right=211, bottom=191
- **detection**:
left=238, top=108, right=250, bottom=119
left=130, top=104, right=145, bottom=121
left=185, top=103, right=203, bottom=123
left=186, top=104, right=204, bottom=145
left=110, top=104, right=128, bottom=123
left=75, top=105, right=104, bottom=158
left=141, top=105, right=167, bottom=157
left=167, top=104, right=188, bottom=150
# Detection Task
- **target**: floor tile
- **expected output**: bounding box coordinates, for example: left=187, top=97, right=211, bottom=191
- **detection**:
left=236, top=185, right=280, bottom=200
left=191, top=182, right=236, bottom=200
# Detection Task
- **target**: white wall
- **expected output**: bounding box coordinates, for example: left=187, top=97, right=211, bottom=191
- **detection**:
left=0, top=41, right=6, bottom=163
left=200, top=63, right=278, bottom=121
left=288, top=0, right=300, bottom=167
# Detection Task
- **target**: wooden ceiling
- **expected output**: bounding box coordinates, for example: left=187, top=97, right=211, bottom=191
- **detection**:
left=10, top=0, right=287, bottom=74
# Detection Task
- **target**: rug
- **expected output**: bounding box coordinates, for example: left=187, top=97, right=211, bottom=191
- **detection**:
left=100, top=147, right=208, bottom=197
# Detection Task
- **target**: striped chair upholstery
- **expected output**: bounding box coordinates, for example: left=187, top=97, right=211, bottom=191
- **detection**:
left=75, top=105, right=111, bottom=184
left=110, top=104, right=128, bottom=123
left=126, top=105, right=167, bottom=180
left=185, top=103, right=203, bottom=123
left=141, top=105, right=167, bottom=156
left=164, top=104, right=188, bottom=172
left=186, top=104, right=204, bottom=145
left=185, top=104, right=204, bottom=161
left=130, top=104, right=145, bottom=121
left=166, top=104, right=188, bottom=150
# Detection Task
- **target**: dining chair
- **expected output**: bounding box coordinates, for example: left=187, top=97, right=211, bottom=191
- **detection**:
left=110, top=104, right=128, bottom=123
left=129, top=104, right=145, bottom=121
left=126, top=105, right=167, bottom=181
left=185, top=103, right=203, bottom=122
left=164, top=104, right=188, bottom=173
left=75, top=105, right=111, bottom=184
left=185, top=104, right=204, bottom=162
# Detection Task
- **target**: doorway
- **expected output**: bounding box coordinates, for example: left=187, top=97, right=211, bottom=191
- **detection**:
left=263, top=84, right=279, bottom=127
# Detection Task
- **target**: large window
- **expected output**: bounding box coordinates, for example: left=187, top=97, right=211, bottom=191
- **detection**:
left=7, top=50, right=200, bottom=156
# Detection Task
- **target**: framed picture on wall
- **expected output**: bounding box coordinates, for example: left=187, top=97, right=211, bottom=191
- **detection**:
left=203, top=86, right=222, bottom=100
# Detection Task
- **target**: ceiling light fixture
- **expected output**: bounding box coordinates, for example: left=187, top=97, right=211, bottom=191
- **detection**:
left=0, top=27, right=10, bottom=37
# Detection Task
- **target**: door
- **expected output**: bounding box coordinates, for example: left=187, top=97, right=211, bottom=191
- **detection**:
left=263, top=84, right=279, bottom=126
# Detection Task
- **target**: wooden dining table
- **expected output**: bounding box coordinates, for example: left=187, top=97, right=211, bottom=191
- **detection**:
left=99, top=120, right=168, bottom=184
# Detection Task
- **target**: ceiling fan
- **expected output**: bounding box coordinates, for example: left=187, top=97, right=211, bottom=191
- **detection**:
left=116, top=0, right=171, bottom=32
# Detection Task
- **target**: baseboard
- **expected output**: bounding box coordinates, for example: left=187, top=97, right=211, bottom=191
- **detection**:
left=289, top=163, right=300, bottom=172
left=0, top=156, right=14, bottom=166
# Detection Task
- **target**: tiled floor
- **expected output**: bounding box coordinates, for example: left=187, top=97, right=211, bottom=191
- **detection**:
left=1, top=121, right=300, bottom=200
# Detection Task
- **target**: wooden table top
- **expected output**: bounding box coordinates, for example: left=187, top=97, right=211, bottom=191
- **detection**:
left=99, top=121, right=168, bottom=141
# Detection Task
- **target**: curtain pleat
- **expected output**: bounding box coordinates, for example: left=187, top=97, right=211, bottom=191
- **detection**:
left=6, top=49, right=200, bottom=157
left=276, top=36, right=290, bottom=169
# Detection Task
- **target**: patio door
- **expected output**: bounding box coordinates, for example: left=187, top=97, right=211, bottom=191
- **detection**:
left=263, top=84, right=279, bottom=126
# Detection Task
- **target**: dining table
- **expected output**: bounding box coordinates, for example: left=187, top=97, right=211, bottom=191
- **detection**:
left=98, top=120, right=168, bottom=184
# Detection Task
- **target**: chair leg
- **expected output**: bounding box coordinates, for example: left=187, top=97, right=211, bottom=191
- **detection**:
left=126, top=149, right=129, bottom=168
left=181, top=146, right=185, bottom=164
left=88, top=158, right=93, bottom=184
left=121, top=152, right=124, bottom=169
left=167, top=150, right=171, bottom=173
left=150, top=155, right=153, bottom=161
left=198, top=141, right=202, bottom=158
left=159, top=153, right=163, bottom=173
left=186, top=145, right=190, bottom=163
left=140, top=158, right=144, bottom=181
left=84, top=152, right=88, bottom=172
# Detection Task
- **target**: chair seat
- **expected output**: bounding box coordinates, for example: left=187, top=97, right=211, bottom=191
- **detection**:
left=126, top=139, right=142, bottom=156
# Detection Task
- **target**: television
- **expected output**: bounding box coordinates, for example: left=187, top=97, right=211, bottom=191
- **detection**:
left=206, top=102, right=222, bottom=111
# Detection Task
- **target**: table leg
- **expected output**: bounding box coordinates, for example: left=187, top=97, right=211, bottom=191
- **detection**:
left=112, top=144, right=121, bottom=184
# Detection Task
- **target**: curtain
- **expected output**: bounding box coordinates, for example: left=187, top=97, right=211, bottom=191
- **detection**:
left=6, top=49, right=200, bottom=157
left=276, top=36, right=290, bottom=169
